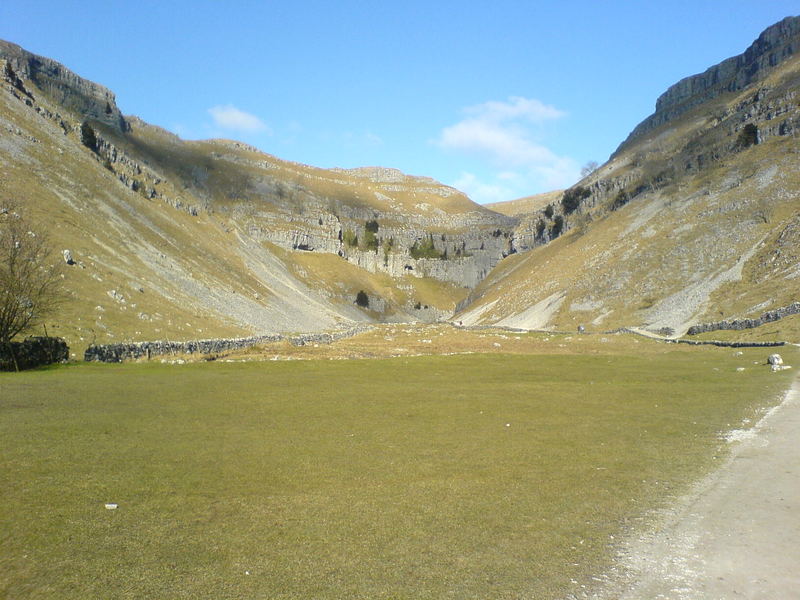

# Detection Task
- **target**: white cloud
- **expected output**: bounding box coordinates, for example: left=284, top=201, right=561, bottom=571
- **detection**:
left=463, top=96, right=566, bottom=123
left=208, top=104, right=270, bottom=134
left=435, top=96, right=580, bottom=202
left=438, top=118, right=558, bottom=167
left=453, top=172, right=515, bottom=205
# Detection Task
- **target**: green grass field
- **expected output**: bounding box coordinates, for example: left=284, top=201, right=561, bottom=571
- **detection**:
left=1, top=345, right=795, bottom=598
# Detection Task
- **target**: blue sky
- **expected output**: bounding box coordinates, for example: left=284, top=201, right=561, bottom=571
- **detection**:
left=2, top=1, right=797, bottom=203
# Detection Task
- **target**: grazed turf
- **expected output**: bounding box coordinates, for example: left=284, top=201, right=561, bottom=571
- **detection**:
left=1, top=346, right=794, bottom=598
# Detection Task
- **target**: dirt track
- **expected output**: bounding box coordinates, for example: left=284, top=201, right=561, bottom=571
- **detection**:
left=592, top=375, right=800, bottom=600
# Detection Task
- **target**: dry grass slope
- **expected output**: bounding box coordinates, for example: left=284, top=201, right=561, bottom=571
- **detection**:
left=458, top=53, right=800, bottom=340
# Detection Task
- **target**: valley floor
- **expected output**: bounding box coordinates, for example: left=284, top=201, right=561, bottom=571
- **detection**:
left=2, top=331, right=797, bottom=598
left=590, top=375, right=800, bottom=600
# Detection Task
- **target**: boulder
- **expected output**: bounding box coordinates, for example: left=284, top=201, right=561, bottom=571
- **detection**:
left=768, top=354, right=783, bottom=365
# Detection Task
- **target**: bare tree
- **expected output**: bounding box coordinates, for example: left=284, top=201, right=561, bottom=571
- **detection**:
left=580, top=161, right=599, bottom=178
left=0, top=200, right=62, bottom=348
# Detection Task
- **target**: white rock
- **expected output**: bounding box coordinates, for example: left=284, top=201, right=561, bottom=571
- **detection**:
left=768, top=354, right=783, bottom=365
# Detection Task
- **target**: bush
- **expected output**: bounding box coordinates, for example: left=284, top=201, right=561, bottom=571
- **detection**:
left=365, top=220, right=379, bottom=233
left=363, top=229, right=379, bottom=252
left=81, top=122, right=97, bottom=152
left=561, top=186, right=591, bottom=214
left=550, top=215, right=564, bottom=238
left=737, top=123, right=758, bottom=148
left=543, top=204, right=554, bottom=219
left=409, top=236, right=443, bottom=259
left=342, top=229, right=358, bottom=248
left=355, top=290, right=369, bottom=307
left=611, top=190, right=629, bottom=211
left=1, top=200, right=63, bottom=350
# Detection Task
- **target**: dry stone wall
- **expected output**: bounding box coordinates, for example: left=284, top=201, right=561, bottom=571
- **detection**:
left=84, top=325, right=373, bottom=363
left=0, top=337, right=69, bottom=371
left=687, top=302, right=800, bottom=335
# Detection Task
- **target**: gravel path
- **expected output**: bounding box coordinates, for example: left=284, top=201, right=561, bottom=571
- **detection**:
left=591, top=375, right=800, bottom=600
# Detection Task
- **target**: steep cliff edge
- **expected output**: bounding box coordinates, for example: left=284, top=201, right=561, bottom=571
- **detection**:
left=615, top=16, right=800, bottom=155
left=0, top=39, right=126, bottom=132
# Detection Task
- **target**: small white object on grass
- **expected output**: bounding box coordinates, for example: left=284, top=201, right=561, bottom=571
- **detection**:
left=505, top=423, right=511, bottom=427
left=104, top=503, right=118, bottom=510
left=768, top=354, right=783, bottom=366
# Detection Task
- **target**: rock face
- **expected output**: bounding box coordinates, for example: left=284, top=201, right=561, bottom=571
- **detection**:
left=616, top=16, right=800, bottom=154
left=0, top=40, right=126, bottom=132
left=246, top=199, right=516, bottom=288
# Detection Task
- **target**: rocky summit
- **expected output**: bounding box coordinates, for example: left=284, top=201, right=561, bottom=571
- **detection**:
left=2, top=17, right=799, bottom=352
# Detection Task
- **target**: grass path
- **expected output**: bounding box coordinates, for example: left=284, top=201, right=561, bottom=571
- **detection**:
left=1, top=347, right=795, bottom=598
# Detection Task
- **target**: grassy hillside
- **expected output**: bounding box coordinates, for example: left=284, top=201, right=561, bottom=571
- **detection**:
left=2, top=28, right=798, bottom=347
left=458, top=52, right=800, bottom=339
left=1, top=47, right=508, bottom=352
left=486, top=190, right=563, bottom=217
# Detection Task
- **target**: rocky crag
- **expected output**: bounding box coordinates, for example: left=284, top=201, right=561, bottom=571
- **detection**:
left=617, top=16, right=800, bottom=154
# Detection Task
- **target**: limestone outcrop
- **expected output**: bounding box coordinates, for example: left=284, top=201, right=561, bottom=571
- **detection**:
left=616, top=16, right=800, bottom=154
left=0, top=39, right=126, bottom=132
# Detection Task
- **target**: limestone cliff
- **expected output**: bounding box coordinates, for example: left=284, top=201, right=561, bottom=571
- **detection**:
left=0, top=39, right=126, bottom=132
left=615, top=15, right=800, bottom=155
